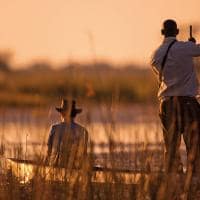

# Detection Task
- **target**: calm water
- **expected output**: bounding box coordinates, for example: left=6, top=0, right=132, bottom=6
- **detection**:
left=0, top=105, right=187, bottom=168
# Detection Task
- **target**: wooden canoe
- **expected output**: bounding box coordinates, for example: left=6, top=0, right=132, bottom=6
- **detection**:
left=0, top=156, right=153, bottom=184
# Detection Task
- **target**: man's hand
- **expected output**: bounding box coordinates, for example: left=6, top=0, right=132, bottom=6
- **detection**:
left=188, top=37, right=196, bottom=43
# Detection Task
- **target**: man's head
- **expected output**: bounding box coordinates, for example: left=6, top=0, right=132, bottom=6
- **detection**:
left=161, top=19, right=179, bottom=37
left=56, top=99, right=82, bottom=122
left=56, top=99, right=71, bottom=122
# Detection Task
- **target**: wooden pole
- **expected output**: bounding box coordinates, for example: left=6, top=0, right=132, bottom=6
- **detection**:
left=190, top=25, right=193, bottom=38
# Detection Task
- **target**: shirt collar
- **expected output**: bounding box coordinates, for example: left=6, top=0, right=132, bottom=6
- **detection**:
left=163, top=37, right=177, bottom=44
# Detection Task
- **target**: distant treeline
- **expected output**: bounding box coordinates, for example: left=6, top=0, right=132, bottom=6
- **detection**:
left=0, top=61, right=159, bottom=107
left=0, top=51, right=198, bottom=107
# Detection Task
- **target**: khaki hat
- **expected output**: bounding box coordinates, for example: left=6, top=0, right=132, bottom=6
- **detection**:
left=55, top=99, right=69, bottom=113
left=56, top=99, right=82, bottom=117
left=70, top=100, right=82, bottom=118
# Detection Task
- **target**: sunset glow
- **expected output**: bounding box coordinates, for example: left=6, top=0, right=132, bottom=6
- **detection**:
left=0, top=0, right=200, bottom=67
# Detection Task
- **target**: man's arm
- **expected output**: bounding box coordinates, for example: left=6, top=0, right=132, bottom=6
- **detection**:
left=46, top=126, right=55, bottom=159
left=185, top=39, right=200, bottom=57
left=150, top=51, right=161, bottom=79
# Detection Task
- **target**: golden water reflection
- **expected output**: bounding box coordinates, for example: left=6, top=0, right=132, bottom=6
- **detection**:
left=2, top=157, right=146, bottom=184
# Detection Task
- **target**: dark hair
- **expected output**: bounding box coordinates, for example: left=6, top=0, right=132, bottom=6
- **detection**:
left=162, top=19, right=178, bottom=36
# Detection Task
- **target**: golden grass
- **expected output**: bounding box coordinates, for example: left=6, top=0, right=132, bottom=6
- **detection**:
left=0, top=76, right=199, bottom=199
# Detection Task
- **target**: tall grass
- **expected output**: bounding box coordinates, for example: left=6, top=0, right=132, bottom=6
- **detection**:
left=0, top=103, right=200, bottom=200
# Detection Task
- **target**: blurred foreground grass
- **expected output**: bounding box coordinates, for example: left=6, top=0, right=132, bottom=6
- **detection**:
left=0, top=144, right=199, bottom=200
left=0, top=103, right=200, bottom=199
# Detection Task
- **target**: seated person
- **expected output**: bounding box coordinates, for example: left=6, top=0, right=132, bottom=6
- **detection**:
left=46, top=99, right=88, bottom=168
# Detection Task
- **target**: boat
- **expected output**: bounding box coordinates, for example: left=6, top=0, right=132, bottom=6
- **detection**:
left=0, top=156, right=152, bottom=184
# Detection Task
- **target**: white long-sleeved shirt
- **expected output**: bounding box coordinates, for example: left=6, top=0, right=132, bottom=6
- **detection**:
left=151, top=37, right=200, bottom=100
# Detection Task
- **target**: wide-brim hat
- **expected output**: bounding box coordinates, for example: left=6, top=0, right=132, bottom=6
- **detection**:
left=56, top=99, right=82, bottom=117
left=55, top=99, right=69, bottom=113
left=70, top=100, right=82, bottom=118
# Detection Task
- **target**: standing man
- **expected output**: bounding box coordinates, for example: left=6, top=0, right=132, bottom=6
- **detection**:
left=46, top=99, right=88, bottom=168
left=151, top=19, right=200, bottom=174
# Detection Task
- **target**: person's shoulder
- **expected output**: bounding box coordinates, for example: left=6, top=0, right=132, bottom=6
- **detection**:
left=176, top=40, right=196, bottom=47
left=150, top=44, right=164, bottom=67
left=152, top=43, right=165, bottom=58
left=173, top=40, right=199, bottom=55
left=73, top=122, right=88, bottom=132
left=51, top=122, right=65, bottom=129
left=152, top=44, right=163, bottom=53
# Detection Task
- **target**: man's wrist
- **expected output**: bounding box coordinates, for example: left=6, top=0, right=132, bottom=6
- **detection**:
left=188, top=37, right=196, bottom=43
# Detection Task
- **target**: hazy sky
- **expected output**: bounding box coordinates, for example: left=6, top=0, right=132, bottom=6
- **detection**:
left=0, top=0, right=200, bottom=67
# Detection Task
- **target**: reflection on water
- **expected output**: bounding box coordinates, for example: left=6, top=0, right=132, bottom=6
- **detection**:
left=2, top=122, right=163, bottom=155
left=3, top=157, right=144, bottom=184
left=0, top=106, right=186, bottom=165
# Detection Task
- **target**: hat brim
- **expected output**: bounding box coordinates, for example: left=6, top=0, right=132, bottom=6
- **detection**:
left=56, top=107, right=83, bottom=116
left=70, top=108, right=82, bottom=117
left=55, top=107, right=68, bottom=113
left=75, top=109, right=82, bottom=114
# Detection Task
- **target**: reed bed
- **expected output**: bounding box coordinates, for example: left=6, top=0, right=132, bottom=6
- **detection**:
left=0, top=102, right=200, bottom=199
